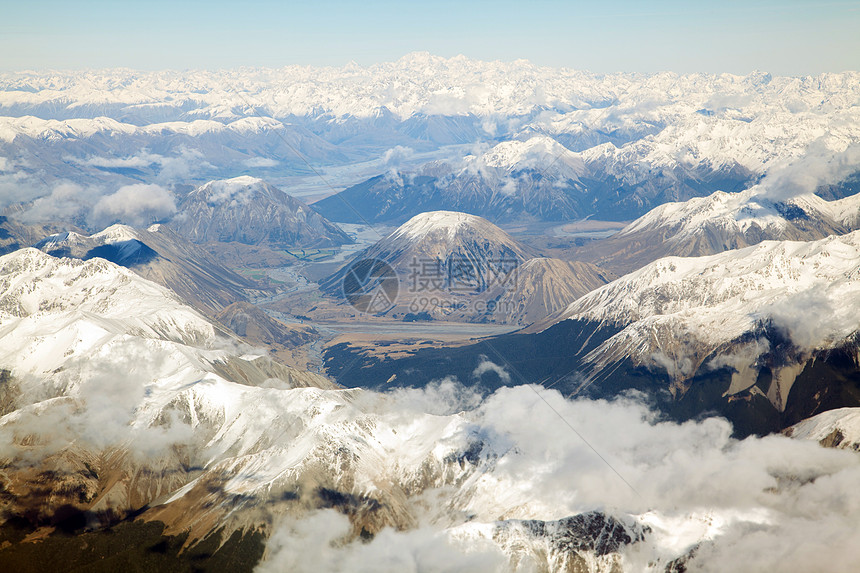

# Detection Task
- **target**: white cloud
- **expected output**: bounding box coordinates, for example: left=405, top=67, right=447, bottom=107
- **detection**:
left=90, top=183, right=177, bottom=228
left=243, top=157, right=279, bottom=168
left=382, top=145, right=414, bottom=166
left=83, top=154, right=157, bottom=169
left=497, top=176, right=519, bottom=196
left=764, top=288, right=859, bottom=351
left=472, top=357, right=512, bottom=384
left=77, top=148, right=213, bottom=184
left=155, top=148, right=213, bottom=183
left=760, top=140, right=860, bottom=201
left=257, top=510, right=507, bottom=573
left=358, top=377, right=485, bottom=417
left=14, top=181, right=102, bottom=224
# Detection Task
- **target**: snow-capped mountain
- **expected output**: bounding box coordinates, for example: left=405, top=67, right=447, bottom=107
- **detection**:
left=3, top=247, right=860, bottom=572
left=0, top=248, right=647, bottom=569
left=0, top=248, right=325, bottom=387
left=320, top=211, right=533, bottom=320
left=0, top=248, right=331, bottom=538
left=169, top=176, right=351, bottom=248
left=786, top=407, right=860, bottom=450
left=581, top=186, right=860, bottom=273
left=537, top=231, right=860, bottom=423
left=33, top=223, right=258, bottom=314
left=476, top=134, right=587, bottom=180
left=314, top=135, right=593, bottom=224
left=318, top=211, right=615, bottom=324
left=5, top=57, right=859, bottom=228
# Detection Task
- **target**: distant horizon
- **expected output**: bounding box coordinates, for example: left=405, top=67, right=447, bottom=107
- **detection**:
left=2, top=0, right=858, bottom=76
left=2, top=51, right=859, bottom=77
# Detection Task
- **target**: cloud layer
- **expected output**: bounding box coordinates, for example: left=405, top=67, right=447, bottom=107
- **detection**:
left=90, top=183, right=177, bottom=228
left=254, top=384, right=860, bottom=572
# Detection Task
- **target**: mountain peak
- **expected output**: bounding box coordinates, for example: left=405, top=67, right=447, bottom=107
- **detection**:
left=548, top=230, right=860, bottom=391
left=91, top=223, right=140, bottom=242
left=392, top=210, right=488, bottom=242
left=480, top=135, right=583, bottom=176
left=194, top=176, right=275, bottom=206
left=172, top=177, right=351, bottom=248
left=321, top=210, right=532, bottom=312
left=211, top=175, right=264, bottom=186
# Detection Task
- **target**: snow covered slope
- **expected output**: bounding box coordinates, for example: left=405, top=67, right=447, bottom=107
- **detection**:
left=543, top=230, right=860, bottom=413
left=34, top=223, right=258, bottom=313
left=320, top=211, right=533, bottom=320
left=5, top=57, right=859, bottom=226
left=0, top=248, right=325, bottom=388
left=786, top=408, right=860, bottom=450
left=0, top=248, right=337, bottom=534
left=170, top=176, right=351, bottom=248
left=581, top=186, right=860, bottom=273
left=385, top=210, right=526, bottom=251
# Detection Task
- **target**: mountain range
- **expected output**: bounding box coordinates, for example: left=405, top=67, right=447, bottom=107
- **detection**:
left=313, top=133, right=759, bottom=224
left=313, top=135, right=600, bottom=224
left=578, top=185, right=860, bottom=273
left=326, top=227, right=860, bottom=436
left=7, top=247, right=858, bottom=572
left=320, top=210, right=611, bottom=324
left=3, top=57, right=859, bottom=228
left=4, top=54, right=860, bottom=572
left=0, top=248, right=650, bottom=571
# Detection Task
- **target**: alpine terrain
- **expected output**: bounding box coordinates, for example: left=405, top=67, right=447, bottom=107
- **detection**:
left=2, top=49, right=860, bottom=573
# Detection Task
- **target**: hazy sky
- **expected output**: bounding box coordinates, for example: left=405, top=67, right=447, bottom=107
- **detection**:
left=1, top=0, right=858, bottom=74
